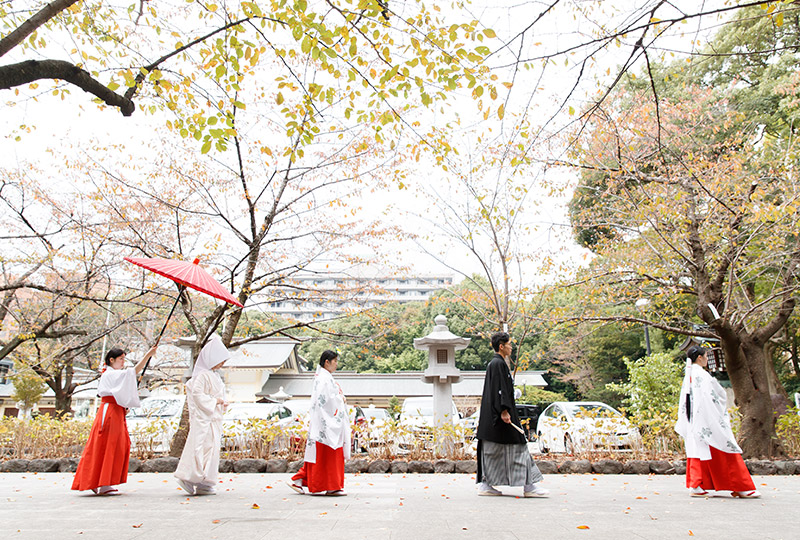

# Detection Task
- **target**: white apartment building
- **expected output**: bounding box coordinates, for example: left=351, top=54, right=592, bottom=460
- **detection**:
left=267, top=273, right=453, bottom=321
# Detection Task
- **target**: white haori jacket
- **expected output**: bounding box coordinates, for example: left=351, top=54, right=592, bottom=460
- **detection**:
left=675, top=362, right=742, bottom=460
left=175, top=335, right=229, bottom=486
left=304, top=366, right=351, bottom=463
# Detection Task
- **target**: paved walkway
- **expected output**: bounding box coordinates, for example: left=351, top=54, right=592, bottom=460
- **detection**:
left=1, top=472, right=796, bottom=539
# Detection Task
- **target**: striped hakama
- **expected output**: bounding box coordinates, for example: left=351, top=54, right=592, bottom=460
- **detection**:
left=478, top=440, right=543, bottom=487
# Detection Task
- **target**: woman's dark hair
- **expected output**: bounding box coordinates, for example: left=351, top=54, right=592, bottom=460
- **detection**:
left=319, top=349, right=338, bottom=368
left=105, top=347, right=125, bottom=366
left=687, top=345, right=706, bottom=363
left=491, top=332, right=510, bottom=352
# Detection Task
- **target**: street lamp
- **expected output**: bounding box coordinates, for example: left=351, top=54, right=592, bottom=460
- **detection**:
left=635, top=298, right=651, bottom=356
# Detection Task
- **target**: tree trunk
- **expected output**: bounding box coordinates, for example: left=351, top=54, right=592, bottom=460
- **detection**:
left=764, top=342, right=791, bottom=416
left=54, top=389, right=72, bottom=417
left=723, top=334, right=786, bottom=458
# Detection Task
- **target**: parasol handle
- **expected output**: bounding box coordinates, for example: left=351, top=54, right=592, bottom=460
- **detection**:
left=510, top=422, right=525, bottom=435
left=138, top=287, right=184, bottom=385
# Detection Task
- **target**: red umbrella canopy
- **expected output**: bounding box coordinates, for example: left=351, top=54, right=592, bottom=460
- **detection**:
left=125, top=257, right=243, bottom=308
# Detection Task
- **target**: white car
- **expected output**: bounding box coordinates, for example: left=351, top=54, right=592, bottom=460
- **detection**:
left=282, top=399, right=313, bottom=425
left=362, top=405, right=388, bottom=423
left=223, top=402, right=293, bottom=427
left=399, top=396, right=461, bottom=428
left=396, top=397, right=463, bottom=451
left=356, top=405, right=390, bottom=451
left=463, top=409, right=480, bottom=436
left=536, top=401, right=641, bottom=454
left=126, top=395, right=185, bottom=454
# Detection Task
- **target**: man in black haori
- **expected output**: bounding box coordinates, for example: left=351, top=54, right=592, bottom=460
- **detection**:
left=476, top=332, right=548, bottom=497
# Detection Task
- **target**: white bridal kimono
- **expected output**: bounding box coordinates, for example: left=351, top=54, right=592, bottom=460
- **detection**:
left=304, top=366, right=351, bottom=464
left=175, top=335, right=229, bottom=489
left=675, top=362, right=741, bottom=460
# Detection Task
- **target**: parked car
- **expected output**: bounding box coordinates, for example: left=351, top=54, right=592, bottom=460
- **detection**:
left=536, top=401, right=641, bottom=454
left=463, top=409, right=480, bottom=437
left=223, top=402, right=293, bottom=427
left=461, top=405, right=539, bottom=441
left=282, top=399, right=313, bottom=426
left=126, top=395, right=185, bottom=453
left=221, top=402, right=294, bottom=452
left=400, top=397, right=461, bottom=427
left=362, top=405, right=388, bottom=423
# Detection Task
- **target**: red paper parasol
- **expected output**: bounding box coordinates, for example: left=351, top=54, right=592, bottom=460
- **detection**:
left=124, top=256, right=243, bottom=308
left=125, top=256, right=242, bottom=381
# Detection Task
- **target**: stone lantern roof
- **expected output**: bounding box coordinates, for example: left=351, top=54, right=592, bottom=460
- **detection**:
left=413, top=315, right=471, bottom=350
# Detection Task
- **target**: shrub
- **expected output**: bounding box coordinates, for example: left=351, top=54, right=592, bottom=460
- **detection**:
left=0, top=415, right=91, bottom=459
left=606, top=352, right=685, bottom=455
left=776, top=407, right=800, bottom=457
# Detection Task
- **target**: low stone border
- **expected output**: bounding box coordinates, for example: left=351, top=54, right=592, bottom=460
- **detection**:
left=2, top=457, right=799, bottom=475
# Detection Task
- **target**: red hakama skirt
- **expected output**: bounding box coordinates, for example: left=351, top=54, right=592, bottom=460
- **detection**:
left=686, top=446, right=755, bottom=492
left=72, top=396, right=131, bottom=491
left=291, top=443, right=345, bottom=493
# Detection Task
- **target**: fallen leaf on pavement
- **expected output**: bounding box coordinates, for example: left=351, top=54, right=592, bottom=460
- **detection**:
left=251, top=503, right=260, bottom=509
left=132, top=524, right=143, bottom=528
left=212, top=520, right=220, bottom=524
left=577, top=526, right=590, bottom=530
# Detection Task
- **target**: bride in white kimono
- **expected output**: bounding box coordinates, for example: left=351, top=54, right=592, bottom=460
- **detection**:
left=675, top=345, right=759, bottom=498
left=175, top=334, right=229, bottom=495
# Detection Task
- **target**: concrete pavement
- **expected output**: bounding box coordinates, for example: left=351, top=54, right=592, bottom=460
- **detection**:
left=1, top=472, right=796, bottom=539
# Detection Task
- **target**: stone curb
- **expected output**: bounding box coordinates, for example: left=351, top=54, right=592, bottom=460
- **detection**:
left=3, top=457, right=800, bottom=475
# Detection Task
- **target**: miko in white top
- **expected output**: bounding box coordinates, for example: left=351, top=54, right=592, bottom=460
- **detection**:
left=98, top=344, right=159, bottom=408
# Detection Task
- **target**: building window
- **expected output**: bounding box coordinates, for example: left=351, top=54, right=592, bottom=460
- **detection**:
left=0, top=363, right=9, bottom=385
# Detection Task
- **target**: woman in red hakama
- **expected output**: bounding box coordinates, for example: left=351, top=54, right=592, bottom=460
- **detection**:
left=675, top=346, right=759, bottom=498
left=288, top=350, right=351, bottom=496
left=72, top=345, right=157, bottom=495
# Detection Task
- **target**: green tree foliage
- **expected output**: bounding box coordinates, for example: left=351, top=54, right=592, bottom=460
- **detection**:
left=606, top=351, right=686, bottom=454
left=10, top=367, right=47, bottom=413
left=297, top=279, right=543, bottom=373
left=564, top=5, right=800, bottom=457
left=387, top=395, right=401, bottom=421
left=607, top=352, right=684, bottom=419
left=1, top=0, right=502, bottom=156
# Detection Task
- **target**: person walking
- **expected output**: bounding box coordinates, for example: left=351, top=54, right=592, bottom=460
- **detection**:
left=476, top=332, right=548, bottom=497
left=675, top=345, right=760, bottom=498
left=72, top=344, right=158, bottom=495
left=175, top=334, right=229, bottom=495
left=287, top=350, right=350, bottom=496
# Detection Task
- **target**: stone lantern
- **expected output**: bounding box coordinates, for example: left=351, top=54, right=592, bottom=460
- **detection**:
left=413, top=314, right=471, bottom=426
